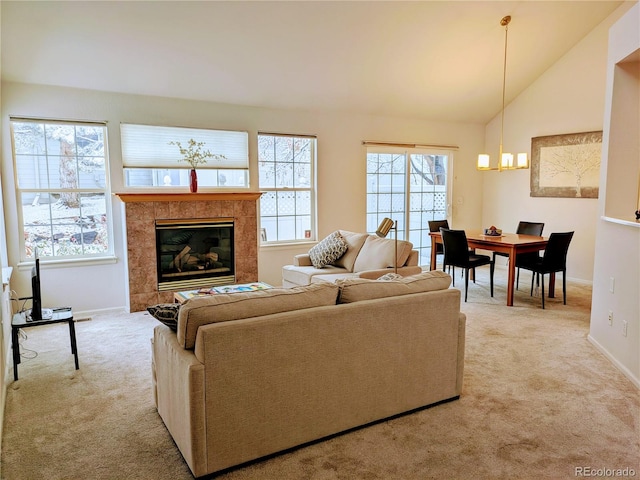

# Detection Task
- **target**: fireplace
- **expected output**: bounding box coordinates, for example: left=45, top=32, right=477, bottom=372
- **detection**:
left=117, top=192, right=261, bottom=312
left=156, top=218, right=235, bottom=291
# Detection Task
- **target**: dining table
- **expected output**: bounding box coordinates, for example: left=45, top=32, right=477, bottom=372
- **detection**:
left=429, top=230, right=550, bottom=306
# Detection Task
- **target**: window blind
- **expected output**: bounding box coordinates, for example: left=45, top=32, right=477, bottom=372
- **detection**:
left=121, top=124, right=249, bottom=169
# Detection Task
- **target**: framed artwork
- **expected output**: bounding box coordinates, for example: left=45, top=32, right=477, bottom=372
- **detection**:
left=530, top=131, right=603, bottom=198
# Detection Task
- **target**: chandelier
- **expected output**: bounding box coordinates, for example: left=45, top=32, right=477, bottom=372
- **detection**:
left=477, top=15, right=529, bottom=171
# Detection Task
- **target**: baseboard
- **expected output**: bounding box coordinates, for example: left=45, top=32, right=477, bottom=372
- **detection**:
left=71, top=306, right=128, bottom=320
left=0, top=338, right=10, bottom=463
left=587, top=335, right=640, bottom=389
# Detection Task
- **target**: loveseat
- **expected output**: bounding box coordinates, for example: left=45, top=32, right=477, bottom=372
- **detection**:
left=282, top=230, right=423, bottom=288
left=152, top=271, right=465, bottom=477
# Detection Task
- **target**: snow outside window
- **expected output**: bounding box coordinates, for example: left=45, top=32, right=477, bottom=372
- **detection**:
left=11, top=118, right=113, bottom=260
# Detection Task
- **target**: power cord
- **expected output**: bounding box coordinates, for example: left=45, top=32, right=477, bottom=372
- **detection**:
left=10, top=290, right=30, bottom=313
left=17, top=328, right=38, bottom=361
left=9, top=290, right=39, bottom=361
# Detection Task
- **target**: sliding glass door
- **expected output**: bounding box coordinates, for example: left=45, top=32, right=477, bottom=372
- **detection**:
left=366, top=146, right=452, bottom=267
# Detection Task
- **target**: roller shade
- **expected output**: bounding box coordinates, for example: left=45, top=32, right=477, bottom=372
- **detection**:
left=121, top=124, right=248, bottom=169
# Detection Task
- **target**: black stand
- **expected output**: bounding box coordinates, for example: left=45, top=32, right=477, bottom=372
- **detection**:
left=11, top=308, right=78, bottom=381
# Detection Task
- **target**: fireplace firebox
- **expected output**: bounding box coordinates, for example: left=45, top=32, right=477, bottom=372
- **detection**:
left=156, top=218, right=235, bottom=291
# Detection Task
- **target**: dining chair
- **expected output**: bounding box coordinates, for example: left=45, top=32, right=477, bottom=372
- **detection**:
left=429, top=219, right=475, bottom=275
left=492, top=221, right=545, bottom=289
left=428, top=220, right=449, bottom=270
left=516, top=231, right=574, bottom=309
left=440, top=228, right=494, bottom=302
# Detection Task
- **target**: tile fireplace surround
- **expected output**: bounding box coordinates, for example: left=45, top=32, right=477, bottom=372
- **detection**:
left=116, top=192, right=261, bottom=312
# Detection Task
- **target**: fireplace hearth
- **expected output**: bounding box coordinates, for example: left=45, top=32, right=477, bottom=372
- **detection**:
left=156, top=218, right=235, bottom=291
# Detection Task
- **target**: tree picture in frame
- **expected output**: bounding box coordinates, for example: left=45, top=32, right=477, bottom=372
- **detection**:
left=530, top=131, right=603, bottom=198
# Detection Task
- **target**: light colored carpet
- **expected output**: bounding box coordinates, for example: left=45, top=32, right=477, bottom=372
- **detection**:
left=2, top=269, right=639, bottom=479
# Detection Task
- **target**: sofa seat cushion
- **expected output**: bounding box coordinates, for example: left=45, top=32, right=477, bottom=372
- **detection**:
left=336, top=270, right=452, bottom=304
left=309, top=272, right=360, bottom=284
left=177, top=282, right=340, bottom=349
left=352, top=235, right=414, bottom=272
left=308, top=231, right=348, bottom=268
left=282, top=264, right=350, bottom=286
left=332, top=230, right=368, bottom=272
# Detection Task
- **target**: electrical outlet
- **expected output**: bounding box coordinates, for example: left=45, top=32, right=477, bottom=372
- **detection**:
left=609, top=277, right=615, bottom=293
left=622, top=320, right=628, bottom=337
left=608, top=311, right=613, bottom=326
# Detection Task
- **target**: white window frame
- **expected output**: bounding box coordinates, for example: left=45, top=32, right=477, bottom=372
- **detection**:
left=365, top=145, right=454, bottom=267
left=258, top=133, right=317, bottom=244
left=11, top=118, right=114, bottom=262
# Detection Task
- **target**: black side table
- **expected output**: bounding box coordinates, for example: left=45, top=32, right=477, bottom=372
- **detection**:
left=11, top=309, right=79, bottom=381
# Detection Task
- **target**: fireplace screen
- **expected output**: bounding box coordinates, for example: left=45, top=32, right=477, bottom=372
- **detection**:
left=156, top=218, right=234, bottom=291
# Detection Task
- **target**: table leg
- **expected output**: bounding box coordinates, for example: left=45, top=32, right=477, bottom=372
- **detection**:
left=506, top=249, right=516, bottom=306
left=430, top=237, right=437, bottom=271
left=11, top=326, right=20, bottom=381
left=548, top=272, right=556, bottom=298
left=68, top=319, right=80, bottom=370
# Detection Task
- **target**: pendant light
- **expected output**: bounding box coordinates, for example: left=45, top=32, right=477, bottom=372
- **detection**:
left=477, top=15, right=529, bottom=171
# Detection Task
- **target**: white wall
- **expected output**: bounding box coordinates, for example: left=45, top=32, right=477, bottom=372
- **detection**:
left=2, top=3, right=633, bottom=308
left=1, top=82, right=485, bottom=304
left=589, top=2, right=640, bottom=388
left=480, top=3, right=635, bottom=283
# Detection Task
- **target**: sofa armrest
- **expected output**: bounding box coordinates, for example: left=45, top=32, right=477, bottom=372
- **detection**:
left=153, top=325, right=207, bottom=477
left=357, top=265, right=422, bottom=280
left=405, top=250, right=419, bottom=266
left=294, top=254, right=313, bottom=267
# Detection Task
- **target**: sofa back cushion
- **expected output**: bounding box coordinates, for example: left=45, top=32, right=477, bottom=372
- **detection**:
left=352, top=235, right=414, bottom=272
left=177, top=282, right=340, bottom=349
left=332, top=230, right=368, bottom=272
left=336, top=270, right=452, bottom=304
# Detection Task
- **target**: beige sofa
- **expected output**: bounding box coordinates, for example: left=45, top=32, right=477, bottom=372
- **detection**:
left=152, top=271, right=465, bottom=478
left=282, top=230, right=423, bottom=288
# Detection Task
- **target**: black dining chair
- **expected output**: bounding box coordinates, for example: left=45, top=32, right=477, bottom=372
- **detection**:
left=428, top=220, right=449, bottom=270
left=516, top=231, right=574, bottom=309
left=429, top=219, right=475, bottom=275
left=492, top=221, right=545, bottom=289
left=440, top=228, right=494, bottom=302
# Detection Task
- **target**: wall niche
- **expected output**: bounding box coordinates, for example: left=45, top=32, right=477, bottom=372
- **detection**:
left=604, top=49, right=640, bottom=223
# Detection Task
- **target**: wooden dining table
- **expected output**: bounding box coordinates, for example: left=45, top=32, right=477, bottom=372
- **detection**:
left=429, top=230, right=550, bottom=306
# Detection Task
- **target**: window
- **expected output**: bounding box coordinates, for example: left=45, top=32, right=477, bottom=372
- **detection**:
left=366, top=146, right=452, bottom=266
left=258, top=133, right=316, bottom=243
left=121, top=124, right=249, bottom=188
left=11, top=118, right=112, bottom=260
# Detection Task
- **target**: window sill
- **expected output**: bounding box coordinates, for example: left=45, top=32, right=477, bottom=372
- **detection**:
left=17, top=255, right=119, bottom=271
left=602, top=216, right=640, bottom=228
left=260, top=241, right=317, bottom=250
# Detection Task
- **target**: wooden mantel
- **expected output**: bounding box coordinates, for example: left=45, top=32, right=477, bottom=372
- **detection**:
left=114, top=192, right=263, bottom=203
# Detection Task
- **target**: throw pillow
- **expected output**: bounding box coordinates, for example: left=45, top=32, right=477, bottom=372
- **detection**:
left=308, top=231, right=348, bottom=268
left=147, top=303, right=180, bottom=331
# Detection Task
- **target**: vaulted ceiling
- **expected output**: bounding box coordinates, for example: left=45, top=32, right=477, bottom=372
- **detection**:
left=1, top=1, right=628, bottom=124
